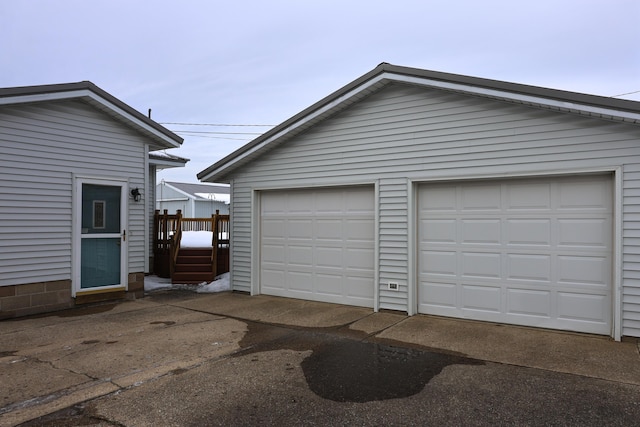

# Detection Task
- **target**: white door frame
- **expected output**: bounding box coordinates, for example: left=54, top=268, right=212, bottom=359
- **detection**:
left=72, top=176, right=128, bottom=297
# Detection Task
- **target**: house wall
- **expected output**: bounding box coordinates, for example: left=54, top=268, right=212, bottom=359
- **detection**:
left=226, top=83, right=640, bottom=337
left=194, top=200, right=229, bottom=217
left=155, top=184, right=229, bottom=217
left=0, top=99, right=148, bottom=316
left=156, top=184, right=191, bottom=215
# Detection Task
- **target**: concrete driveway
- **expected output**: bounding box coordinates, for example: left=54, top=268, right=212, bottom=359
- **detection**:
left=1, top=290, right=640, bottom=426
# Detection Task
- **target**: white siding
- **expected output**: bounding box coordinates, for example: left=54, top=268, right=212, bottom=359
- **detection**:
left=195, top=200, right=229, bottom=217
left=227, top=83, right=640, bottom=336
left=0, top=99, right=148, bottom=287
left=156, top=184, right=190, bottom=215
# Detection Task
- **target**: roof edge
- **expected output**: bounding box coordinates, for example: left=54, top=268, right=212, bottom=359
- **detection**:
left=0, top=81, right=183, bottom=149
left=197, top=63, right=640, bottom=182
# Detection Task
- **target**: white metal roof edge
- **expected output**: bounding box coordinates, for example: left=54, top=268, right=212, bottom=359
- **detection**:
left=199, top=69, right=640, bottom=183
left=392, top=73, right=640, bottom=123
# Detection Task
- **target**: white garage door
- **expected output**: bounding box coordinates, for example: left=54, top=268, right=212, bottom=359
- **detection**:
left=418, top=175, right=612, bottom=335
left=260, top=186, right=375, bottom=307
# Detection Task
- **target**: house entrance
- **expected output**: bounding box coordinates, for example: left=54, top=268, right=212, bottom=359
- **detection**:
left=74, top=178, right=127, bottom=294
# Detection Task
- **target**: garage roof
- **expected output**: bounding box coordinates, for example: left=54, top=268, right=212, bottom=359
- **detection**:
left=0, top=81, right=183, bottom=150
left=198, top=62, right=640, bottom=183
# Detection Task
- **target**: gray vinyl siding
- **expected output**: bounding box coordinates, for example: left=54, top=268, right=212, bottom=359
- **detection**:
left=622, top=163, right=640, bottom=334
left=194, top=200, right=229, bottom=217
left=378, top=178, right=409, bottom=311
left=0, top=99, right=147, bottom=286
left=156, top=185, right=190, bottom=215
left=157, top=200, right=190, bottom=216
left=230, top=185, right=251, bottom=293
left=156, top=185, right=229, bottom=217
left=226, top=83, right=640, bottom=336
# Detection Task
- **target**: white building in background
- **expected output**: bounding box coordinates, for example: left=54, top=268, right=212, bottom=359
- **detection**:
left=156, top=180, right=230, bottom=217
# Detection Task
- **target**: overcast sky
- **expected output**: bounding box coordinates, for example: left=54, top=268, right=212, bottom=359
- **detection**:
left=2, top=1, right=639, bottom=183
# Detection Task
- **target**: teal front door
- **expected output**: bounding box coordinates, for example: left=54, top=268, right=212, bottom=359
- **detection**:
left=75, top=179, right=127, bottom=293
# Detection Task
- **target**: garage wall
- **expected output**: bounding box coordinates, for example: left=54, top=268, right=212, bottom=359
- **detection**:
left=227, top=83, right=640, bottom=336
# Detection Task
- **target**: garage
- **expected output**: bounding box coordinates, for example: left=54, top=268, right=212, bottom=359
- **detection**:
left=260, top=186, right=375, bottom=307
left=418, top=174, right=613, bottom=334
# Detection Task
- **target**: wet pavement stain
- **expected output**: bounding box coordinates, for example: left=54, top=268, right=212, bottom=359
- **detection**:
left=17, top=404, right=102, bottom=427
left=55, top=303, right=117, bottom=317
left=236, top=321, right=482, bottom=403
left=302, top=339, right=480, bottom=402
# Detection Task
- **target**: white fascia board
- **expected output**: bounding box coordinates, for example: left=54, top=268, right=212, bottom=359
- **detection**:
left=0, top=90, right=181, bottom=149
left=391, top=73, right=640, bottom=123
left=149, top=157, right=188, bottom=169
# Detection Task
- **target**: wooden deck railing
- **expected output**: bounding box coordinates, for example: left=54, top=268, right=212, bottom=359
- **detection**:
left=153, top=209, right=230, bottom=279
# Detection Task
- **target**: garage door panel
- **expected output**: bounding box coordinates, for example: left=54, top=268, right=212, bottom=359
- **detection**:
left=557, top=255, right=610, bottom=286
left=288, top=245, right=313, bottom=266
left=461, top=219, right=501, bottom=244
left=420, top=186, right=457, bottom=212
left=558, top=218, right=610, bottom=248
left=345, top=247, right=374, bottom=270
left=287, top=271, right=314, bottom=292
left=316, top=246, right=343, bottom=268
left=288, top=219, right=313, bottom=239
left=345, top=218, right=375, bottom=240
left=557, top=292, right=608, bottom=323
left=262, top=244, right=286, bottom=263
left=261, top=187, right=374, bottom=308
left=262, top=219, right=286, bottom=238
left=506, top=183, right=551, bottom=210
left=506, top=219, right=551, bottom=246
left=421, top=282, right=457, bottom=308
left=506, top=254, right=551, bottom=282
left=461, top=284, right=501, bottom=312
left=507, top=289, right=551, bottom=317
left=420, top=219, right=456, bottom=243
left=345, top=275, right=377, bottom=300
left=288, top=193, right=314, bottom=213
left=461, top=185, right=501, bottom=211
left=418, top=175, right=612, bottom=335
left=558, top=180, right=610, bottom=211
left=316, top=274, right=343, bottom=296
left=346, top=191, right=375, bottom=213
left=420, top=250, right=457, bottom=276
left=316, top=219, right=342, bottom=239
left=461, top=252, right=501, bottom=279
left=261, top=269, right=286, bottom=290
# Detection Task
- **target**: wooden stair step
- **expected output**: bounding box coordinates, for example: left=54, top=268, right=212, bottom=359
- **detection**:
left=177, top=256, right=211, bottom=264
left=175, top=263, right=212, bottom=272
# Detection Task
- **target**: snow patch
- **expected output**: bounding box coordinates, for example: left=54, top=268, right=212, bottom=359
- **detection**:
left=144, top=272, right=231, bottom=293
left=180, top=230, right=213, bottom=248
